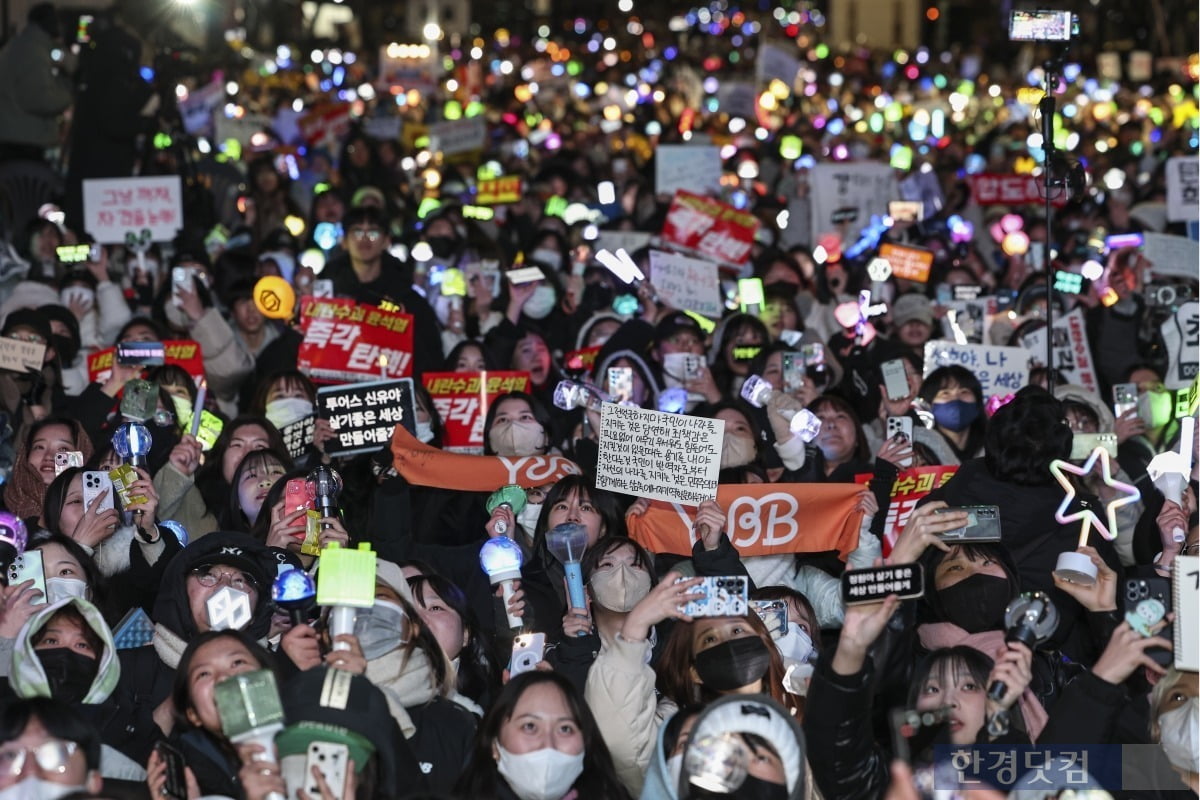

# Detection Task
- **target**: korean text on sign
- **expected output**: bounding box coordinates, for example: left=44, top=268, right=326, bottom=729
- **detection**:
left=82, top=176, right=184, bottom=244
left=317, top=379, right=416, bottom=457
left=856, top=465, right=959, bottom=555
left=422, top=370, right=531, bottom=453
left=297, top=298, right=415, bottom=384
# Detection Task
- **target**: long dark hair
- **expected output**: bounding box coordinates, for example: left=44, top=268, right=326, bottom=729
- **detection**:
left=195, top=417, right=287, bottom=520
left=454, top=671, right=633, bottom=800
left=407, top=572, right=499, bottom=705
left=481, top=391, right=554, bottom=456
left=532, top=474, right=625, bottom=547
left=225, top=448, right=293, bottom=532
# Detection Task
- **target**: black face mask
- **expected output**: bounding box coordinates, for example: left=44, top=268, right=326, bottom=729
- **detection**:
left=37, top=647, right=99, bottom=704
left=693, top=636, right=772, bottom=692
left=51, top=334, right=78, bottom=366
left=426, top=235, right=458, bottom=260
left=938, top=574, right=1012, bottom=633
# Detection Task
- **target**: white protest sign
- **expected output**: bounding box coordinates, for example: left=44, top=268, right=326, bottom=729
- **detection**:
left=0, top=337, right=45, bottom=372
left=595, top=230, right=654, bottom=255
left=1019, top=308, right=1100, bottom=395
left=1143, top=231, right=1199, bottom=278
left=756, top=43, right=800, bottom=89
left=1165, top=156, right=1200, bottom=223
left=923, top=340, right=1031, bottom=397
left=82, top=176, right=183, bottom=244
left=363, top=115, right=402, bottom=141
left=717, top=82, right=759, bottom=119
left=810, top=162, right=896, bottom=240
left=655, top=145, right=722, bottom=197
left=213, top=113, right=273, bottom=147
left=649, top=249, right=723, bottom=318
left=1160, top=301, right=1199, bottom=391
left=596, top=403, right=723, bottom=506
left=429, top=117, right=487, bottom=156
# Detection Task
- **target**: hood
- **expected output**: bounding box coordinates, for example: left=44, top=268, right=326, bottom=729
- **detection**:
left=640, top=708, right=683, bottom=800
left=594, top=347, right=661, bottom=409
left=1053, top=383, right=1115, bottom=430
left=151, top=531, right=296, bottom=641
left=575, top=312, right=624, bottom=351
left=10, top=598, right=120, bottom=705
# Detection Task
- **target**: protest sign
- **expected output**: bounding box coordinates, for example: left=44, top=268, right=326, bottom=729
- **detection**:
left=317, top=379, right=416, bottom=456
left=648, top=250, right=723, bottom=318
left=82, top=176, right=183, bottom=244
left=1166, top=156, right=1199, bottom=222
left=280, top=416, right=316, bottom=460
left=0, top=338, right=45, bottom=372
left=1019, top=308, right=1099, bottom=394
left=378, top=43, right=440, bottom=93
left=1160, top=301, right=1199, bottom=391
left=391, top=425, right=581, bottom=491
left=655, top=145, right=722, bottom=197
left=476, top=176, right=522, bottom=205
left=939, top=298, right=991, bottom=345
left=627, top=482, right=865, bottom=558
left=855, top=466, right=959, bottom=555
left=809, top=162, right=895, bottom=240
left=422, top=371, right=532, bottom=453
left=179, top=81, right=224, bottom=136
left=213, top=113, right=274, bottom=147
left=88, top=340, right=204, bottom=385
left=717, top=82, right=759, bottom=119
left=756, top=42, right=800, bottom=89
left=297, top=298, right=415, bottom=383
left=594, top=230, right=654, bottom=255
left=661, top=190, right=760, bottom=266
left=363, top=115, right=402, bottom=141
left=968, top=174, right=1069, bottom=207
left=898, top=170, right=945, bottom=222
left=429, top=117, right=487, bottom=156
left=596, top=403, right=723, bottom=506
left=298, top=103, right=353, bottom=151
left=563, top=346, right=602, bottom=376
left=879, top=242, right=934, bottom=283
left=1143, top=232, right=1199, bottom=278
left=923, top=340, right=1030, bottom=397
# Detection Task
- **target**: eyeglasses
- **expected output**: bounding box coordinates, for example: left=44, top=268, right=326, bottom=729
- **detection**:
left=349, top=229, right=382, bottom=242
left=189, top=567, right=257, bottom=593
left=1182, top=541, right=1199, bottom=555
left=7, top=333, right=46, bottom=346
left=153, top=409, right=175, bottom=427
left=0, top=741, right=78, bottom=776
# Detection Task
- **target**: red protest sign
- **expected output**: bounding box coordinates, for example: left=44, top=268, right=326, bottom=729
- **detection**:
left=968, top=174, right=1068, bottom=207
left=477, top=176, right=522, bottom=205
left=563, top=346, right=602, bottom=376
left=87, top=340, right=204, bottom=385
left=879, top=242, right=934, bottom=283
left=422, top=371, right=531, bottom=452
left=297, top=298, right=415, bottom=384
left=298, top=103, right=353, bottom=150
left=855, top=465, right=959, bottom=555
left=661, top=190, right=760, bottom=265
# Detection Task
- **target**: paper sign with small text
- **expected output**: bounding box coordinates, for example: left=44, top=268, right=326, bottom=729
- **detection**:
left=317, top=379, right=416, bottom=457
left=422, top=371, right=531, bottom=453
left=655, top=145, right=722, bottom=198
left=82, top=176, right=183, bottom=244
left=1160, top=301, right=1199, bottom=391
left=661, top=190, right=760, bottom=266
left=596, top=403, right=723, bottom=506
left=879, top=242, right=934, bottom=283
left=1142, top=232, right=1199, bottom=279
left=0, top=338, right=45, bottom=373
left=923, top=340, right=1031, bottom=398
left=280, top=416, right=316, bottom=460
left=855, top=465, right=959, bottom=555
left=756, top=42, right=800, bottom=89
left=809, top=162, right=895, bottom=241
left=1166, top=156, right=1199, bottom=222
left=648, top=249, right=723, bottom=318
left=1019, top=308, right=1100, bottom=394
left=87, top=339, right=204, bottom=385
left=429, top=117, right=487, bottom=156
left=297, top=298, right=414, bottom=384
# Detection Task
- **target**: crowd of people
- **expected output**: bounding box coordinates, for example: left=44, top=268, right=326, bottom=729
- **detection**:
left=0, top=1, right=1196, bottom=799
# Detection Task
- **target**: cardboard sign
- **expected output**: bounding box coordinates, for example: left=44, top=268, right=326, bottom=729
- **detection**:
left=296, top=298, right=415, bottom=384
left=0, top=338, right=45, bottom=372
left=1160, top=301, right=1199, bottom=391
left=968, top=174, right=1068, bottom=207
left=655, top=145, right=722, bottom=198
left=476, top=176, right=522, bottom=205
left=596, top=403, right=723, bottom=506
left=280, top=415, right=316, bottom=460
left=809, top=162, right=895, bottom=241
left=422, top=370, right=532, bottom=453
left=855, top=465, right=959, bottom=555
left=879, top=242, right=934, bottom=283
left=87, top=339, right=204, bottom=385
left=1174, top=555, right=1199, bottom=672
left=661, top=190, right=760, bottom=266
left=317, top=379, right=416, bottom=457
left=627, top=482, right=866, bottom=558
left=1143, top=232, right=1199, bottom=279
left=1166, top=157, right=1199, bottom=222
left=298, top=103, right=353, bottom=151
left=429, top=117, right=487, bottom=156
left=756, top=42, right=800, bottom=89
left=648, top=250, right=723, bottom=318
left=1019, top=308, right=1100, bottom=394
left=923, top=340, right=1030, bottom=397
left=82, top=176, right=183, bottom=244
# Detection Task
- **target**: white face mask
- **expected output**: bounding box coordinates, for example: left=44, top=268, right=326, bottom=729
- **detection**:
left=265, top=397, right=314, bottom=429
left=530, top=248, right=563, bottom=271
left=1158, top=698, right=1199, bottom=774
left=517, top=502, right=543, bottom=535
left=45, top=577, right=89, bottom=605
left=415, top=420, right=435, bottom=443
left=0, top=778, right=87, bottom=800
left=496, top=745, right=584, bottom=800
left=353, top=599, right=407, bottom=660
left=522, top=285, right=558, bottom=320
left=775, top=623, right=814, bottom=665
left=489, top=420, right=546, bottom=457
left=588, top=564, right=651, bottom=613
left=720, top=433, right=757, bottom=469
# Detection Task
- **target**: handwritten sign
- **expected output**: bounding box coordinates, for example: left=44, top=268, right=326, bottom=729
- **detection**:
left=87, top=339, right=204, bottom=385
left=1161, top=301, right=1199, bottom=391
left=661, top=190, right=760, bottom=266
left=809, top=162, right=895, bottom=241
left=476, top=176, right=522, bottom=205
left=648, top=250, right=723, bottom=318
left=429, top=117, right=487, bottom=156
left=923, top=340, right=1030, bottom=398
left=1143, top=232, right=1199, bottom=279
left=422, top=370, right=531, bottom=453
left=597, top=403, right=723, bottom=506
left=655, top=145, right=722, bottom=198
left=879, top=242, right=934, bottom=283
left=297, top=298, right=415, bottom=384
left=1166, top=156, right=1200, bottom=222
left=1020, top=308, right=1099, bottom=394
left=280, top=416, right=316, bottom=460
left=82, top=176, right=183, bottom=244
left=0, top=337, right=45, bottom=372
left=856, top=466, right=959, bottom=555
left=317, top=379, right=415, bottom=457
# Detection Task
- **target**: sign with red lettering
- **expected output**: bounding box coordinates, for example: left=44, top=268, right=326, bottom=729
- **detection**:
left=968, top=174, right=1068, bottom=207
left=855, top=465, right=959, bottom=555
left=1019, top=308, right=1099, bottom=394
left=297, top=298, right=415, bottom=384
left=422, top=370, right=531, bottom=453
left=476, top=176, right=523, bottom=205
left=82, top=176, right=183, bottom=244
left=88, top=339, right=204, bottom=385
left=298, top=103, right=353, bottom=150
left=661, top=190, right=760, bottom=266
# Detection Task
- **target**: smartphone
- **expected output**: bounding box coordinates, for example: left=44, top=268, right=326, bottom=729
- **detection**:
left=886, top=416, right=914, bottom=442
left=213, top=670, right=285, bottom=739
left=312, top=279, right=334, bottom=298
left=119, top=378, right=159, bottom=422
left=116, top=341, right=165, bottom=367
left=109, top=464, right=149, bottom=509
left=749, top=599, right=787, bottom=639
left=1113, top=383, right=1139, bottom=419
left=889, top=705, right=952, bottom=798
left=781, top=353, right=805, bottom=394
left=155, top=742, right=188, bottom=800
left=842, top=564, right=924, bottom=606
left=1027, top=241, right=1046, bottom=271
left=1125, top=576, right=1173, bottom=668
left=933, top=505, right=1002, bottom=542
left=1009, top=9, right=1076, bottom=41
left=608, top=367, right=633, bottom=404
left=1070, top=432, right=1118, bottom=460
left=54, top=451, right=83, bottom=476
left=81, top=471, right=115, bottom=513
left=506, top=266, right=547, bottom=285
left=7, top=551, right=46, bottom=603
left=509, top=632, right=546, bottom=677
left=881, top=359, right=910, bottom=401
left=801, top=343, right=829, bottom=390
left=285, top=478, right=311, bottom=514
left=679, top=576, right=749, bottom=618
left=56, top=244, right=91, bottom=264
left=303, top=742, right=349, bottom=800
left=171, top=266, right=194, bottom=303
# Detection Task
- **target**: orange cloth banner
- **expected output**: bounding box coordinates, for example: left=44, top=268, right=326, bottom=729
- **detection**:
left=390, top=425, right=582, bottom=492
left=628, top=483, right=865, bottom=558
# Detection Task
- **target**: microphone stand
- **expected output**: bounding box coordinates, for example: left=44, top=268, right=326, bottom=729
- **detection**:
left=1039, top=44, right=1069, bottom=387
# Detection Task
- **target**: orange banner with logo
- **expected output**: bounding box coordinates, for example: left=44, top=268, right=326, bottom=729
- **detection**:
left=391, top=424, right=582, bottom=491
left=627, top=483, right=865, bottom=558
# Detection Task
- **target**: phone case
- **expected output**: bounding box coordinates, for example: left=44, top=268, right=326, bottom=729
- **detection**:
left=7, top=551, right=46, bottom=603
left=881, top=359, right=910, bottom=401
left=608, top=367, right=633, bottom=403
left=749, top=600, right=787, bottom=639
left=119, top=379, right=159, bottom=422
left=1070, top=432, right=1118, bottom=460
left=680, top=576, right=749, bottom=617
left=933, top=506, right=1002, bottom=542
left=1113, top=383, right=1138, bottom=418
left=1125, top=576, right=1173, bottom=668
left=509, top=632, right=546, bottom=676
left=82, top=471, right=115, bottom=513
left=886, top=416, right=913, bottom=441
left=285, top=479, right=311, bottom=514
left=781, top=353, right=804, bottom=393
left=54, top=451, right=83, bottom=476
left=156, top=742, right=188, bottom=800
left=304, top=742, right=349, bottom=800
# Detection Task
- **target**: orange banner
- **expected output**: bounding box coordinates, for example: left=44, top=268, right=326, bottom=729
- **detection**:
left=628, top=483, right=865, bottom=558
left=390, top=424, right=582, bottom=491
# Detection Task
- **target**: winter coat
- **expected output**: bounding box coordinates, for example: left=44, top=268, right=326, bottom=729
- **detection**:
left=0, top=24, right=72, bottom=148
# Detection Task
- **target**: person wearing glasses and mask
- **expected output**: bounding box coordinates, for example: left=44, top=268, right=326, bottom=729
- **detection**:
left=0, top=697, right=103, bottom=800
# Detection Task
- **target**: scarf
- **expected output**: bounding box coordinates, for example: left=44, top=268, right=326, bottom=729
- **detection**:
left=390, top=424, right=580, bottom=491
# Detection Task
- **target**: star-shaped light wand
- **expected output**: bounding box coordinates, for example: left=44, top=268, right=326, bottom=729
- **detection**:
left=1049, top=445, right=1141, bottom=585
